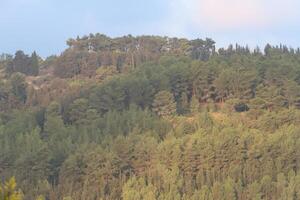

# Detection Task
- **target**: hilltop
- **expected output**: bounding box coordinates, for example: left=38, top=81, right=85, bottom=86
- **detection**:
left=0, top=34, right=300, bottom=200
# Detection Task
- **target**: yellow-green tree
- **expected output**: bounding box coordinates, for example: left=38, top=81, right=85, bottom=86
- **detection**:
left=122, top=177, right=157, bottom=200
left=0, top=177, right=23, bottom=200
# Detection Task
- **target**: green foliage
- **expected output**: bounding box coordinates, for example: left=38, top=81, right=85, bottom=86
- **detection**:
left=0, top=177, right=23, bottom=200
left=122, top=177, right=157, bottom=200
left=4, top=51, right=40, bottom=76
left=10, top=73, right=27, bottom=103
left=67, top=98, right=89, bottom=125
left=1, top=35, right=300, bottom=200
left=190, top=95, right=200, bottom=114
left=29, top=52, right=39, bottom=76
left=152, top=90, right=176, bottom=117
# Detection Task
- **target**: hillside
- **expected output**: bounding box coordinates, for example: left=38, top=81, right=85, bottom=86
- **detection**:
left=0, top=34, right=300, bottom=200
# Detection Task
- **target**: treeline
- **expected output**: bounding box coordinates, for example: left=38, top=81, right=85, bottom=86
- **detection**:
left=0, top=34, right=300, bottom=200
left=55, top=34, right=215, bottom=78
left=1, top=51, right=40, bottom=76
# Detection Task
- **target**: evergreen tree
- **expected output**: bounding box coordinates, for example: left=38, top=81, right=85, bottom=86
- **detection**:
left=152, top=90, right=176, bottom=117
left=190, top=95, right=200, bottom=114
left=10, top=73, right=27, bottom=103
left=0, top=177, right=23, bottom=200
left=29, top=51, right=39, bottom=76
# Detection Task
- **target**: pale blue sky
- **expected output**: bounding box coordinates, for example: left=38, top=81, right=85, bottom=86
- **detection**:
left=1, top=0, right=300, bottom=57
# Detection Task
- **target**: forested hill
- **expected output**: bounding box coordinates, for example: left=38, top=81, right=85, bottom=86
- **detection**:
left=0, top=34, right=300, bottom=200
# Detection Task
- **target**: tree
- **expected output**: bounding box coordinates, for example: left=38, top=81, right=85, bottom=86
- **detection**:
left=211, top=181, right=224, bottom=200
left=190, top=38, right=215, bottom=61
left=264, top=44, right=272, bottom=56
left=246, top=181, right=262, bottom=200
left=9, top=50, right=40, bottom=76
left=223, top=178, right=237, bottom=200
left=67, top=98, right=89, bottom=124
left=190, top=95, right=200, bottom=114
left=10, top=73, right=27, bottom=103
left=89, top=79, right=126, bottom=114
left=29, top=51, right=39, bottom=76
left=283, top=80, right=300, bottom=108
left=166, top=64, right=191, bottom=103
left=195, top=185, right=212, bottom=200
left=152, top=91, right=176, bottom=117
left=0, top=80, right=10, bottom=110
left=13, top=50, right=29, bottom=75
left=191, top=64, right=216, bottom=103
left=177, top=92, right=189, bottom=114
left=159, top=167, right=183, bottom=200
left=214, top=67, right=257, bottom=100
left=0, top=177, right=23, bottom=200
left=122, top=177, right=157, bottom=200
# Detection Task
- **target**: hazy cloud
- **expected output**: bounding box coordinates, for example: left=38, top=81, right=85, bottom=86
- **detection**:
left=165, top=0, right=300, bottom=32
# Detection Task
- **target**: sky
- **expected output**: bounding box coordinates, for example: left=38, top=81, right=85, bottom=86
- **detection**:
left=1, top=0, right=300, bottom=57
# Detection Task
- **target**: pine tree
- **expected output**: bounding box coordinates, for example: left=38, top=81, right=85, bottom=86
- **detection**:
left=122, top=177, right=157, bottom=200
left=152, top=91, right=176, bottom=117
left=177, top=92, right=189, bottom=114
left=10, top=73, right=28, bottom=103
left=0, top=177, right=23, bottom=200
left=30, top=51, right=39, bottom=76
left=190, top=95, right=200, bottom=114
left=223, top=178, right=237, bottom=200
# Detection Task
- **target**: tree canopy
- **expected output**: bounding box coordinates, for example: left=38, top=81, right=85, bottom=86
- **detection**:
left=0, top=34, right=300, bottom=200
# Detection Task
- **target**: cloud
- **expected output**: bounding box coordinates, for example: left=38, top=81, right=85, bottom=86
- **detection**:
left=164, top=0, right=300, bottom=33
left=197, top=0, right=266, bottom=29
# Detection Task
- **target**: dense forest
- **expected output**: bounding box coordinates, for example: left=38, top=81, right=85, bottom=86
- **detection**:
left=0, top=34, right=300, bottom=200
